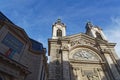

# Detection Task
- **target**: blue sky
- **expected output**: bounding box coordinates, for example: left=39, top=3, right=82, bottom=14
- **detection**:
left=0, top=0, right=120, bottom=57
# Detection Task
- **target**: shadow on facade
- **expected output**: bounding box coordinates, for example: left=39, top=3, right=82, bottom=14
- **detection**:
left=110, top=59, right=120, bottom=80
left=116, top=59, right=120, bottom=72
left=98, top=58, right=120, bottom=80
left=49, top=59, right=120, bottom=80
left=49, top=60, right=76, bottom=80
left=49, top=60, right=108, bottom=80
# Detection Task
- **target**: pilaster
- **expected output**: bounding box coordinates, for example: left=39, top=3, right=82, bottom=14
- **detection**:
left=62, top=50, right=71, bottom=80
left=103, top=51, right=120, bottom=80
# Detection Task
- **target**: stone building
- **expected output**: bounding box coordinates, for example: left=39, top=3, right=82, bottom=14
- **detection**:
left=0, top=12, right=48, bottom=80
left=48, top=19, right=120, bottom=80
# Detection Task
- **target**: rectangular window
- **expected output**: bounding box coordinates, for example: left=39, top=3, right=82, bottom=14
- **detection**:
left=2, top=33, right=24, bottom=53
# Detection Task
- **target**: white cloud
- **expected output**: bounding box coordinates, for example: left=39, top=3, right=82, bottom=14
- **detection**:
left=104, top=17, right=120, bottom=57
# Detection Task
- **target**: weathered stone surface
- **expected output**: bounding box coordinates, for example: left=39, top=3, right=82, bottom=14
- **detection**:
left=48, top=20, right=120, bottom=80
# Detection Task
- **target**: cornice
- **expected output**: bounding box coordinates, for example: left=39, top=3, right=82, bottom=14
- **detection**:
left=69, top=59, right=105, bottom=64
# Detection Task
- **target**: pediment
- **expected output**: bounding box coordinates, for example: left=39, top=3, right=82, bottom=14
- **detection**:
left=5, top=22, right=29, bottom=42
left=62, top=33, right=108, bottom=49
left=62, top=33, right=96, bottom=48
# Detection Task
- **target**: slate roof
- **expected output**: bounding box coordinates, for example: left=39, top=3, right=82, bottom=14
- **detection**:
left=0, top=11, right=14, bottom=24
left=30, top=38, right=44, bottom=52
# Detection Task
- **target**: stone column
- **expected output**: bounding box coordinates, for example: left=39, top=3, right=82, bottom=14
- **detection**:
left=62, top=50, right=70, bottom=80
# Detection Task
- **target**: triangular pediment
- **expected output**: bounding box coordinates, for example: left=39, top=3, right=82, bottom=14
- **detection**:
left=64, top=33, right=94, bottom=40
left=61, top=33, right=108, bottom=49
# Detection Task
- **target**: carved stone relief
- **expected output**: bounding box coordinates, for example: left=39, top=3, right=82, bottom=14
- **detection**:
left=71, top=67, right=100, bottom=80
left=62, top=44, right=69, bottom=50
left=70, top=39, right=95, bottom=47
left=82, top=69, right=99, bottom=80
left=72, top=48, right=99, bottom=61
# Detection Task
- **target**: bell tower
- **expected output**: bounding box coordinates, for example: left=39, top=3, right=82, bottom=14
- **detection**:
left=85, top=22, right=107, bottom=41
left=49, top=19, right=70, bottom=80
left=52, top=19, right=66, bottom=39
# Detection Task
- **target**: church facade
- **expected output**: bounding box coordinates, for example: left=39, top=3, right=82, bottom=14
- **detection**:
left=48, top=19, right=120, bottom=80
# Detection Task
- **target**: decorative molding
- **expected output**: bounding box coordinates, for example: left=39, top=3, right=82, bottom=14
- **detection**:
left=97, top=68, right=103, bottom=71
left=62, top=44, right=69, bottom=50
left=70, top=39, right=95, bottom=48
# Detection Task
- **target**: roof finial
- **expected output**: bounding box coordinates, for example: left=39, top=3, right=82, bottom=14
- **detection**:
left=57, top=18, right=61, bottom=23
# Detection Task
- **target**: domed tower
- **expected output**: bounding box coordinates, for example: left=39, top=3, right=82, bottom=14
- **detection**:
left=52, top=19, right=66, bottom=39
left=48, top=19, right=68, bottom=80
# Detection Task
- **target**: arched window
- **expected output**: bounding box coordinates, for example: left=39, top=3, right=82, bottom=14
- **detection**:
left=96, top=32, right=103, bottom=40
left=57, top=29, right=62, bottom=37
